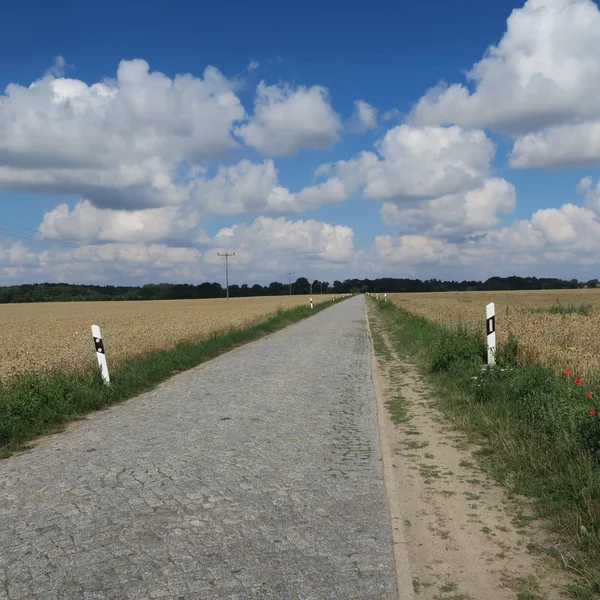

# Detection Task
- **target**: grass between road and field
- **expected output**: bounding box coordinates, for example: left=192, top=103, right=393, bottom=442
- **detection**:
left=369, top=298, right=600, bottom=598
left=0, top=299, right=339, bottom=458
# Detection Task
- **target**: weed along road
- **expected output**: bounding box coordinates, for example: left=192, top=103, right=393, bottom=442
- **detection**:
left=0, top=296, right=399, bottom=599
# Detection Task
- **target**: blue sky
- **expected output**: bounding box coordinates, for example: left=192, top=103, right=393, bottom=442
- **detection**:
left=2, top=0, right=600, bottom=285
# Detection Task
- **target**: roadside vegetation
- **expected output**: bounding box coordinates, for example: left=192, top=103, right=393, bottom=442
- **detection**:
left=0, top=300, right=336, bottom=458
left=370, top=298, right=600, bottom=597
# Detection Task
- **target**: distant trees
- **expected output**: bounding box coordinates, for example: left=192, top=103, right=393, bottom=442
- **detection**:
left=0, top=275, right=595, bottom=303
left=293, top=277, right=310, bottom=295
left=268, top=281, right=285, bottom=296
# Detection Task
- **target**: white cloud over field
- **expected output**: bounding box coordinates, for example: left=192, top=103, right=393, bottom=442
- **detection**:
left=410, top=0, right=600, bottom=169
left=6, top=0, right=600, bottom=284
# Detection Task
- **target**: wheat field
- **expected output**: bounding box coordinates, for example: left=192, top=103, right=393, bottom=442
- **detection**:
left=388, top=290, right=600, bottom=375
left=0, top=295, right=327, bottom=382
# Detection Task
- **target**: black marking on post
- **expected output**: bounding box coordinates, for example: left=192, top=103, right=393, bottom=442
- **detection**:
left=486, top=316, right=496, bottom=335
left=94, top=337, right=105, bottom=354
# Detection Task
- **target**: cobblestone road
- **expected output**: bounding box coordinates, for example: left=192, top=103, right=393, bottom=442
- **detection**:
left=0, top=296, right=398, bottom=599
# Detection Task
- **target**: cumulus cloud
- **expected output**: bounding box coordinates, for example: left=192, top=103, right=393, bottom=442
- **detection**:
left=348, top=100, right=378, bottom=132
left=0, top=212, right=357, bottom=284
left=38, top=200, right=201, bottom=244
left=0, top=62, right=352, bottom=222
left=411, top=0, right=600, bottom=134
left=407, top=0, right=600, bottom=169
left=210, top=216, right=355, bottom=264
left=317, top=124, right=495, bottom=203
left=236, top=81, right=342, bottom=156
left=374, top=234, right=459, bottom=266
left=510, top=122, right=600, bottom=168
left=372, top=179, right=600, bottom=278
left=190, top=159, right=347, bottom=215
left=32, top=157, right=350, bottom=247
left=380, top=178, right=516, bottom=236
left=0, top=59, right=245, bottom=210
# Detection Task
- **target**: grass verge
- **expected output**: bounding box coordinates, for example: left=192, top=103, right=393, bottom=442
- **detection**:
left=369, top=298, right=600, bottom=597
left=0, top=299, right=338, bottom=457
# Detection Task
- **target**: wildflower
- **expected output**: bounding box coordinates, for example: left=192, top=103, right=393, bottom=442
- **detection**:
left=575, top=376, right=582, bottom=385
left=564, top=369, right=572, bottom=375
left=590, top=409, right=597, bottom=415
left=589, top=391, right=595, bottom=398
left=163, top=344, right=168, bottom=349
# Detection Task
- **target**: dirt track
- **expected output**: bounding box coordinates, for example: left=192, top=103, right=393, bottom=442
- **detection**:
left=367, top=300, right=575, bottom=600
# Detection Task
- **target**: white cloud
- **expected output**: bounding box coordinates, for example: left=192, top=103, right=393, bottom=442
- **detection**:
left=210, top=216, right=355, bottom=264
left=348, top=100, right=378, bottom=132
left=410, top=0, right=600, bottom=134
left=319, top=124, right=495, bottom=203
left=0, top=59, right=245, bottom=209
left=38, top=200, right=201, bottom=244
left=47, top=56, right=67, bottom=78
left=247, top=60, right=260, bottom=72
left=510, top=122, right=600, bottom=168
left=0, top=213, right=357, bottom=284
left=189, top=159, right=347, bottom=215
left=372, top=188, right=600, bottom=278
left=31, top=157, right=350, bottom=248
left=374, top=234, right=459, bottom=266
left=236, top=81, right=342, bottom=156
left=380, top=178, right=516, bottom=236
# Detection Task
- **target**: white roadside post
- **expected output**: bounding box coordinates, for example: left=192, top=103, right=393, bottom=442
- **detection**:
left=384, top=293, right=387, bottom=302
left=310, top=297, right=314, bottom=310
left=332, top=295, right=335, bottom=301
left=91, top=325, right=110, bottom=385
left=486, top=302, right=496, bottom=366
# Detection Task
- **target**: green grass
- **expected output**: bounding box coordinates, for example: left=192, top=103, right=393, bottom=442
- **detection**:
left=525, top=301, right=592, bottom=315
left=0, top=299, right=338, bottom=457
left=369, top=298, right=600, bottom=595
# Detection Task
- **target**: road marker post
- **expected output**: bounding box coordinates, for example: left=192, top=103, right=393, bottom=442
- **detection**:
left=310, top=297, right=314, bottom=309
left=91, top=325, right=110, bottom=385
left=486, top=303, right=496, bottom=366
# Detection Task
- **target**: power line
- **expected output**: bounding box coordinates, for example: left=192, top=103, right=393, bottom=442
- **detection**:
left=0, top=222, right=86, bottom=249
left=0, top=219, right=87, bottom=246
left=218, top=252, right=235, bottom=300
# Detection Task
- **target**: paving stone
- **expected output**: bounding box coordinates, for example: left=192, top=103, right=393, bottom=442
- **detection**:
left=0, top=297, right=397, bottom=598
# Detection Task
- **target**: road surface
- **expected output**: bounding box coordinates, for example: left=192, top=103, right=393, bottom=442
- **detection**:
left=0, top=296, right=398, bottom=599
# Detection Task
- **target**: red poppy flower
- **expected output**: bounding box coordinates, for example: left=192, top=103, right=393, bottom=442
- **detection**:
left=590, top=409, right=596, bottom=415
left=589, top=391, right=595, bottom=398
left=163, top=344, right=168, bottom=349
left=575, top=376, right=583, bottom=385
left=564, top=369, right=572, bottom=375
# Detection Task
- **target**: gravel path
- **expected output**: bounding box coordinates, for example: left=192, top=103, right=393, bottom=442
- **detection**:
left=0, top=296, right=398, bottom=600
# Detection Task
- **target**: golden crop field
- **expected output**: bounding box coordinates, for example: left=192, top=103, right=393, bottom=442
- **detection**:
left=0, top=295, right=328, bottom=382
left=388, top=289, right=600, bottom=375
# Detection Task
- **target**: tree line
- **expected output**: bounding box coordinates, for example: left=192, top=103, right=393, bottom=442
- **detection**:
left=0, top=276, right=597, bottom=303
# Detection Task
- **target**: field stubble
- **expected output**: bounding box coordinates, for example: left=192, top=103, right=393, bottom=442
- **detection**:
left=0, top=295, right=326, bottom=382
left=389, top=289, right=600, bottom=375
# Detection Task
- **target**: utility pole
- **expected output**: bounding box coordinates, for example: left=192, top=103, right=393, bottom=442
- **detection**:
left=309, top=280, right=313, bottom=295
left=218, top=252, right=235, bottom=300
left=320, top=281, right=323, bottom=295
left=286, top=272, right=295, bottom=296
